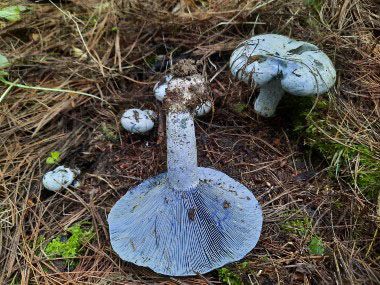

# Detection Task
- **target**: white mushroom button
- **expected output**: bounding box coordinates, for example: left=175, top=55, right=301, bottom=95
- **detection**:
left=121, top=109, right=156, bottom=134
left=153, top=74, right=212, bottom=117
left=230, top=34, right=336, bottom=117
left=42, top=166, right=80, bottom=192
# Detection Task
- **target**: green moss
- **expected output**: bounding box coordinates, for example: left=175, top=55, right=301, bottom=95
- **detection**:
left=333, top=200, right=345, bottom=208
left=281, top=216, right=311, bottom=236
left=281, top=212, right=325, bottom=255
left=217, top=262, right=254, bottom=285
left=101, top=123, right=118, bottom=142
left=145, top=55, right=158, bottom=66
left=218, top=267, right=243, bottom=285
left=45, top=222, right=95, bottom=268
left=288, top=95, right=380, bottom=201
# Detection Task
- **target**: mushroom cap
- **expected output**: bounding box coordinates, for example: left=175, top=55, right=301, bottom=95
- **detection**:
left=154, top=75, right=212, bottom=117
left=42, top=166, right=79, bottom=191
left=153, top=75, right=173, bottom=102
left=229, top=34, right=336, bottom=96
left=194, top=100, right=212, bottom=117
left=121, top=109, right=155, bottom=134
left=108, top=167, right=262, bottom=276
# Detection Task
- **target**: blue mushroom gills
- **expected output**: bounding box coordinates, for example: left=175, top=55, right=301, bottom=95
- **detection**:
left=108, top=69, right=263, bottom=276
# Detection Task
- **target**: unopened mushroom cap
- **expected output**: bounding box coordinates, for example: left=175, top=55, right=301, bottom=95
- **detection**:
left=166, top=73, right=210, bottom=112
left=194, top=100, right=212, bottom=117
left=121, top=109, right=155, bottom=134
left=42, top=166, right=78, bottom=192
left=229, top=34, right=336, bottom=96
left=154, top=74, right=212, bottom=117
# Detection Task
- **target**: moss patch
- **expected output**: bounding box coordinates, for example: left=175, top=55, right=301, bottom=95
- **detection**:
left=286, top=95, right=380, bottom=201
left=45, top=222, right=95, bottom=268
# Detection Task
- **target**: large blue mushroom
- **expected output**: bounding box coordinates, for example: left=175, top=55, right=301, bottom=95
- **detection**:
left=230, top=34, right=336, bottom=117
left=108, top=60, right=263, bottom=276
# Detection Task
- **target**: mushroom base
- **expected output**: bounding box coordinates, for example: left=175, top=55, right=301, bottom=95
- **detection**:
left=108, top=167, right=262, bottom=276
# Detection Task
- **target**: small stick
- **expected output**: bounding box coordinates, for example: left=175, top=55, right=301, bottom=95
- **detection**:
left=194, top=271, right=215, bottom=285
left=156, top=102, right=165, bottom=145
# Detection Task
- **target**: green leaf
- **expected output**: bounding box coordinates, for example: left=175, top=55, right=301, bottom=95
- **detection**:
left=46, top=157, right=56, bottom=164
left=50, top=151, right=60, bottom=160
left=46, top=151, right=60, bottom=164
left=308, top=237, right=325, bottom=255
left=0, top=6, right=29, bottom=22
left=0, top=54, right=9, bottom=69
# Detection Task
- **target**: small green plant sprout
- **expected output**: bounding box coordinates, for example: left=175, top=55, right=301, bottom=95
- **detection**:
left=0, top=5, right=29, bottom=22
left=308, top=237, right=325, bottom=255
left=46, top=151, right=60, bottom=165
left=218, top=267, right=243, bottom=285
left=45, top=222, right=95, bottom=269
left=281, top=215, right=312, bottom=236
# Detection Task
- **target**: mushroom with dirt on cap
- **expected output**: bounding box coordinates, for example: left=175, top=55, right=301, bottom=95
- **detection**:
left=108, top=59, right=262, bottom=276
left=229, top=34, right=336, bottom=117
left=120, top=108, right=156, bottom=134
left=153, top=74, right=212, bottom=117
left=43, top=166, right=80, bottom=192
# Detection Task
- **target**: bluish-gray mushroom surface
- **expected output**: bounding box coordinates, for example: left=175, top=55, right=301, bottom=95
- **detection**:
left=230, top=34, right=336, bottom=117
left=108, top=60, right=262, bottom=276
left=108, top=168, right=262, bottom=276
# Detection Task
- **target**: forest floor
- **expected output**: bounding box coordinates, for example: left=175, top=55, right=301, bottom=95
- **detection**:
left=1, top=0, right=380, bottom=284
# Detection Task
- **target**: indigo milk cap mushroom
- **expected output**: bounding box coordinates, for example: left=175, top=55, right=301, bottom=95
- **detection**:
left=120, top=108, right=156, bottom=134
left=230, top=34, right=336, bottom=117
left=43, top=166, right=80, bottom=192
left=153, top=74, right=212, bottom=117
left=108, top=60, right=262, bottom=276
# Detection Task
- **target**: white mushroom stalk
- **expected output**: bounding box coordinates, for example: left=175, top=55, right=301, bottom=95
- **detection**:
left=154, top=74, right=212, bottom=117
left=166, top=108, right=198, bottom=189
left=108, top=60, right=262, bottom=276
left=230, top=34, right=336, bottom=117
left=253, top=78, right=285, bottom=118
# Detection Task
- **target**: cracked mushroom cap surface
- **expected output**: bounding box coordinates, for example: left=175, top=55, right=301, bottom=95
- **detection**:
left=121, top=109, right=156, bottom=134
left=42, top=166, right=80, bottom=192
left=229, top=34, right=336, bottom=96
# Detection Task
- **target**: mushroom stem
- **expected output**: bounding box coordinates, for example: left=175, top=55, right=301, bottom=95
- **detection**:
left=167, top=110, right=199, bottom=190
left=254, top=79, right=285, bottom=118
